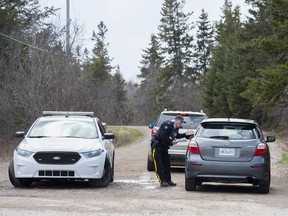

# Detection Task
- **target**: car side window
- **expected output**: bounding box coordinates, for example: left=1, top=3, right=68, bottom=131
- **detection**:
left=97, top=121, right=106, bottom=136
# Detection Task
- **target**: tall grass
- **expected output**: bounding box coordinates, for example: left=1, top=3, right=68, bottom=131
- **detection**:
left=107, top=126, right=143, bottom=147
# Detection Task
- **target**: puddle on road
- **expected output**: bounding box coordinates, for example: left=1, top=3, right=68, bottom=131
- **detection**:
left=114, top=172, right=158, bottom=189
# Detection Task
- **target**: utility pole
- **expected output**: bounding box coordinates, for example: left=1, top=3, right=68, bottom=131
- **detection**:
left=66, top=0, right=70, bottom=53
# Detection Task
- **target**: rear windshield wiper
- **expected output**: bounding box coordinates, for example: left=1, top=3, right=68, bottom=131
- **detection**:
left=209, top=136, right=230, bottom=140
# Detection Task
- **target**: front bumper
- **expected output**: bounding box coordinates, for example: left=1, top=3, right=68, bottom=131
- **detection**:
left=186, top=154, right=270, bottom=182
left=13, top=150, right=106, bottom=179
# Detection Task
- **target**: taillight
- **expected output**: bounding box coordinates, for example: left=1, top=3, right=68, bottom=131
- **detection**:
left=254, top=143, right=267, bottom=156
left=151, top=128, right=158, bottom=137
left=188, top=141, right=200, bottom=155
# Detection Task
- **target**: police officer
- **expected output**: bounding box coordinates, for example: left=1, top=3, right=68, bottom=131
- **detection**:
left=152, top=115, right=193, bottom=187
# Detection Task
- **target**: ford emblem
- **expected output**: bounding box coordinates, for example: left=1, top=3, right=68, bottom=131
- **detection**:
left=53, top=156, right=61, bottom=160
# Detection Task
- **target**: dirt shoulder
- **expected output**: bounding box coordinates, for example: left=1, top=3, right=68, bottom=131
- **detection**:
left=0, top=126, right=288, bottom=216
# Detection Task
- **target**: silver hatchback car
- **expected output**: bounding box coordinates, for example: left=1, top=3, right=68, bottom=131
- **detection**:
left=185, top=118, right=275, bottom=193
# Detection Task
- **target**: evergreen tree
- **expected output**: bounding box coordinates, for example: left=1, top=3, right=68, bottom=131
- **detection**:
left=203, top=0, right=243, bottom=117
left=237, top=0, right=273, bottom=122
left=134, top=34, right=164, bottom=123
left=157, top=0, right=200, bottom=111
left=85, top=21, right=113, bottom=82
left=112, top=66, right=131, bottom=124
left=194, top=9, right=214, bottom=79
left=243, top=0, right=288, bottom=125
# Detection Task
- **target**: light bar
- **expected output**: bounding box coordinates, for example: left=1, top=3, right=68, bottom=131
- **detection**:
left=42, top=111, right=94, bottom=117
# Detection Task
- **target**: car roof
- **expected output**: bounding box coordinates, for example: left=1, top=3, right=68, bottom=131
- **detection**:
left=161, top=110, right=206, bottom=116
left=37, top=115, right=97, bottom=122
left=201, top=118, right=258, bottom=125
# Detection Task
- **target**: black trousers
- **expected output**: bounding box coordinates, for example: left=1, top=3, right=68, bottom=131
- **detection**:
left=152, top=145, right=171, bottom=183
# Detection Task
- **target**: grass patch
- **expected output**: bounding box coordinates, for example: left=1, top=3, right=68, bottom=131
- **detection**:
left=280, top=152, right=288, bottom=164
left=107, top=126, right=143, bottom=148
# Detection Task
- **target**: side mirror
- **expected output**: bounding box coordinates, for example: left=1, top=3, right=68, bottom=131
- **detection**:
left=15, top=131, right=26, bottom=138
left=103, top=133, right=115, bottom=140
left=266, top=136, right=276, bottom=143
left=148, top=123, right=155, bottom=129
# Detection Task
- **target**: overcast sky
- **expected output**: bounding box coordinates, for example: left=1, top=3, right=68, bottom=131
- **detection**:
left=38, top=0, right=249, bottom=82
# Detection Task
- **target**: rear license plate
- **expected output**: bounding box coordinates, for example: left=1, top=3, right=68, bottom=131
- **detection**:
left=219, top=148, right=235, bottom=156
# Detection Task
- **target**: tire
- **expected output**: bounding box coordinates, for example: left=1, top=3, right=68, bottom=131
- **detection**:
left=110, top=153, right=115, bottom=182
left=185, top=177, right=196, bottom=191
left=89, top=158, right=112, bottom=188
left=147, top=155, right=155, bottom=172
left=259, top=172, right=271, bottom=194
left=8, top=160, right=33, bottom=188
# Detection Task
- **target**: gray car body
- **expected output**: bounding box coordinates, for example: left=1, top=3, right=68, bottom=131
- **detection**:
left=185, top=118, right=271, bottom=185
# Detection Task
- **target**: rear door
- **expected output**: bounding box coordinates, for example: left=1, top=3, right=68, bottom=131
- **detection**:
left=196, top=122, right=260, bottom=162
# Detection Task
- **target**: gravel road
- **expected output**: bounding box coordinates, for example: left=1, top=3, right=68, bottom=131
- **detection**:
left=0, top=126, right=288, bottom=216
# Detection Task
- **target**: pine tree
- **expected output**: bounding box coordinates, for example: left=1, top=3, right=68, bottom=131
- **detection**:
left=85, top=21, right=113, bottom=82
left=112, top=66, right=131, bottom=125
left=135, top=34, right=165, bottom=123
left=158, top=0, right=194, bottom=81
left=157, top=0, right=200, bottom=111
left=243, top=0, right=288, bottom=126
left=194, top=9, right=214, bottom=80
left=203, top=0, right=244, bottom=117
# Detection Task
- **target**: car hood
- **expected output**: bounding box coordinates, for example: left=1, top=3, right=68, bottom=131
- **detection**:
left=18, top=138, right=102, bottom=152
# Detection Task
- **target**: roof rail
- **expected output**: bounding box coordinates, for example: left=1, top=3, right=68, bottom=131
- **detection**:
left=42, top=111, right=94, bottom=117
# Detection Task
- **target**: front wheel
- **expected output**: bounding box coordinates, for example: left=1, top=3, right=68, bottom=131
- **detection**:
left=185, top=177, right=196, bottom=191
left=89, top=159, right=112, bottom=188
left=8, top=160, right=33, bottom=188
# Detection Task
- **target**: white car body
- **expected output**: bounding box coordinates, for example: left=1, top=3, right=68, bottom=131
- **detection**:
left=10, top=112, right=115, bottom=187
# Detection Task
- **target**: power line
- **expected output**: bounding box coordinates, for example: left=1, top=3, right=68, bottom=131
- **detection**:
left=0, top=32, right=51, bottom=53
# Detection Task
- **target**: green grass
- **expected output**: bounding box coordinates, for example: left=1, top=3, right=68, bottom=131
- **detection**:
left=280, top=152, right=288, bottom=164
left=107, top=126, right=143, bottom=148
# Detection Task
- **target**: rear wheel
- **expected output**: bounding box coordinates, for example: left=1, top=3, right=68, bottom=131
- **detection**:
left=8, top=160, right=33, bottom=188
left=185, top=177, right=196, bottom=191
left=258, top=172, right=271, bottom=194
left=147, top=155, right=155, bottom=171
left=89, top=159, right=112, bottom=188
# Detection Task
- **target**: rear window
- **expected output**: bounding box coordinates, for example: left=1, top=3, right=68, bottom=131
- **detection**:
left=156, top=114, right=206, bottom=129
left=198, top=123, right=260, bottom=140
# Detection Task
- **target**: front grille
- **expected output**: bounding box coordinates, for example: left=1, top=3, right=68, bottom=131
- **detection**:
left=33, top=152, right=81, bottom=165
left=38, top=170, right=75, bottom=177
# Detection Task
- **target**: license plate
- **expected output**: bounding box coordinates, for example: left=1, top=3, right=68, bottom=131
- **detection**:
left=219, top=148, right=235, bottom=156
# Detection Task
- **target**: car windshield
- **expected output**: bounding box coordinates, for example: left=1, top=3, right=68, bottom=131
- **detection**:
left=198, top=123, right=260, bottom=140
left=156, top=114, right=206, bottom=129
left=28, top=120, right=99, bottom=139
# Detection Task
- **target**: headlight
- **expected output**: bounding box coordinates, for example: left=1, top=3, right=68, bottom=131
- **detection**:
left=16, top=148, right=34, bottom=158
left=82, top=149, right=103, bottom=158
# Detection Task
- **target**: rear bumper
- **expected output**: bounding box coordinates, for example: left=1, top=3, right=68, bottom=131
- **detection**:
left=186, top=154, right=270, bottom=183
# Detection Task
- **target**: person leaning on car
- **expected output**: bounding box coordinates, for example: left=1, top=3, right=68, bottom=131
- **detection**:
left=152, top=115, right=194, bottom=187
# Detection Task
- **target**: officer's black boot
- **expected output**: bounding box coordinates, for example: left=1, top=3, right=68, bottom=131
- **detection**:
left=161, top=181, right=169, bottom=187
left=168, top=180, right=177, bottom=186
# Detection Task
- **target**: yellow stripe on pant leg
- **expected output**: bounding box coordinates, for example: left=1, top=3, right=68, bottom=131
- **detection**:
left=152, top=148, right=161, bottom=183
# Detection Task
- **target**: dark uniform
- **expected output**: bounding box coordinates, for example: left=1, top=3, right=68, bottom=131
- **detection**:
left=152, top=120, right=189, bottom=184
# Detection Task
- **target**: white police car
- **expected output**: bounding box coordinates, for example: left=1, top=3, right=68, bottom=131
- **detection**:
left=9, top=111, right=115, bottom=188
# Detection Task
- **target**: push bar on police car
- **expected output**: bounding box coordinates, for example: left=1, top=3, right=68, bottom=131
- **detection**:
left=42, top=111, right=94, bottom=117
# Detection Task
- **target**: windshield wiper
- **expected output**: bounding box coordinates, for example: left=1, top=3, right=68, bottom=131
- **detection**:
left=29, top=136, right=50, bottom=138
left=209, top=136, right=230, bottom=140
